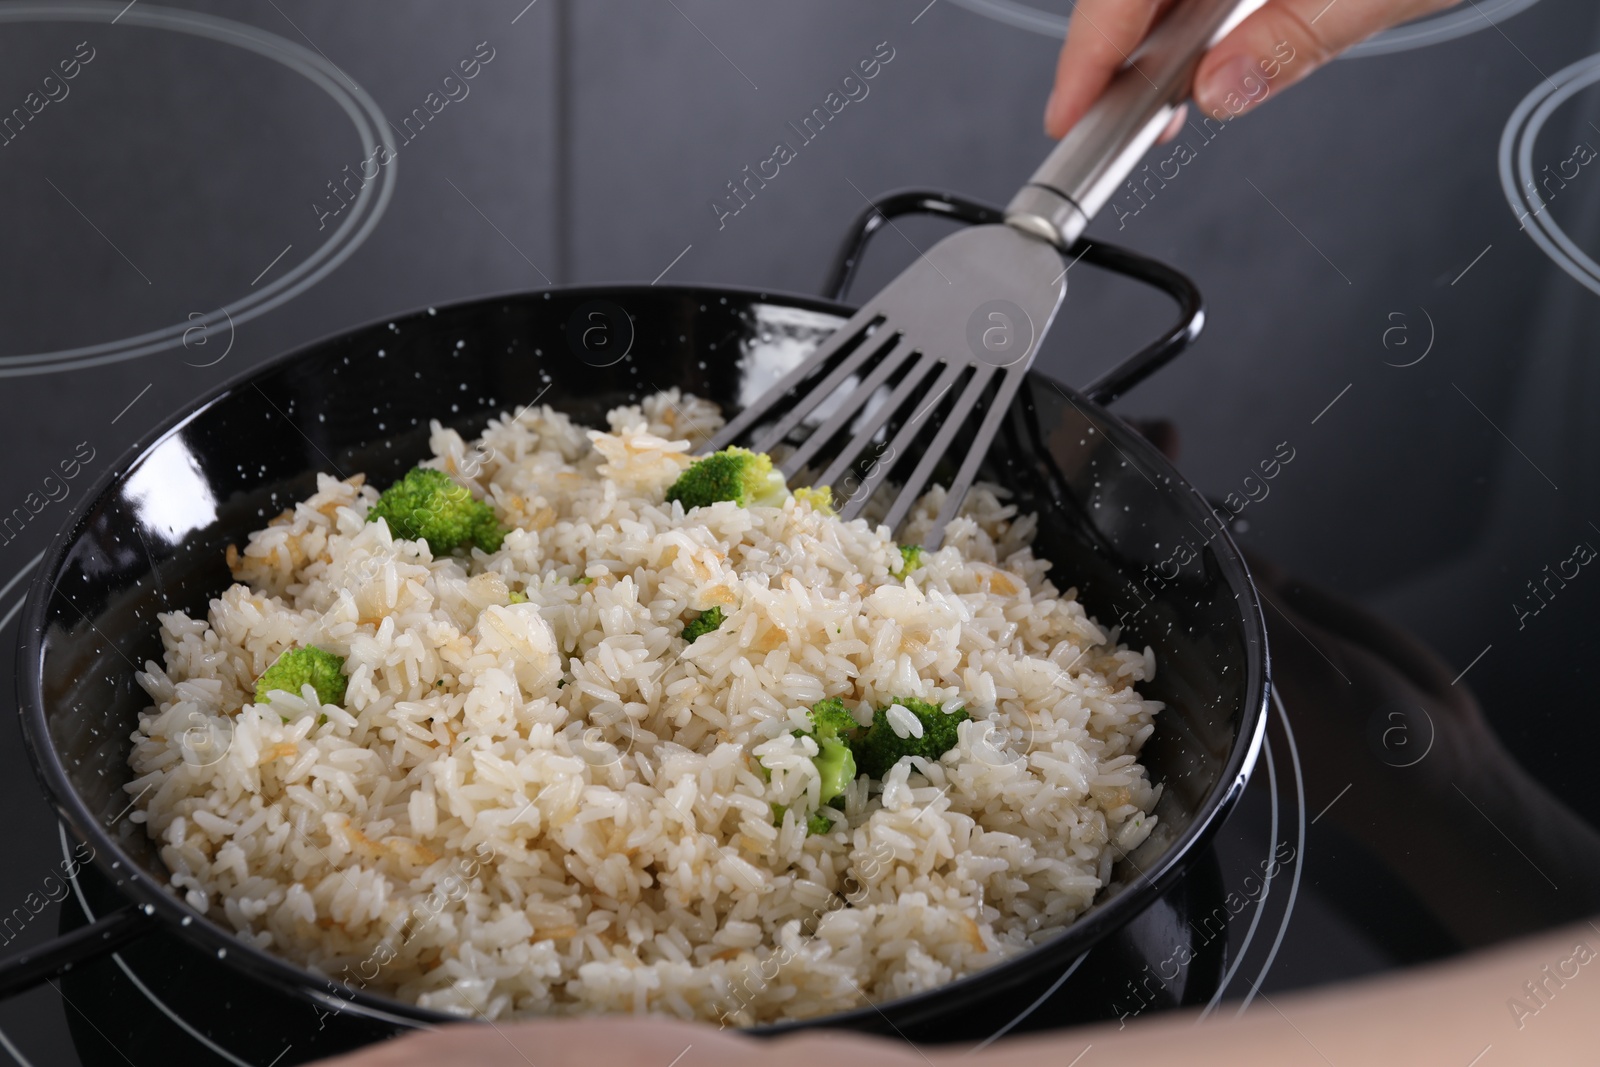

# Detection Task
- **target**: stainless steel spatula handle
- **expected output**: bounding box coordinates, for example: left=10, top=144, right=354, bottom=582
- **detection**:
left=1006, top=0, right=1266, bottom=249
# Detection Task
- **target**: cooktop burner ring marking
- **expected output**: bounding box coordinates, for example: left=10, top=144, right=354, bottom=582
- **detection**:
left=13, top=540, right=244, bottom=1066
left=0, top=1, right=395, bottom=378
left=969, top=949, right=1092, bottom=1051
left=1341, top=0, right=1543, bottom=58
left=58, top=823, right=255, bottom=1067
left=0, top=1025, right=37, bottom=1067
left=1235, top=687, right=1306, bottom=1015
left=940, top=0, right=1544, bottom=58
left=1198, top=720, right=1278, bottom=1018
left=1198, top=684, right=1306, bottom=1017
left=0, top=553, right=44, bottom=625
left=1500, top=50, right=1600, bottom=297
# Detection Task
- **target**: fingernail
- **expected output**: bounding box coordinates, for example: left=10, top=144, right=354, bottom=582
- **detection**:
left=1196, top=55, right=1264, bottom=121
left=1044, top=86, right=1063, bottom=137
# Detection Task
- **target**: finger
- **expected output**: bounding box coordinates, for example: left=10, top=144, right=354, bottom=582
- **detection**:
left=1193, top=0, right=1455, bottom=120
left=1156, top=102, right=1188, bottom=144
left=316, top=1019, right=758, bottom=1066
left=1045, top=0, right=1179, bottom=138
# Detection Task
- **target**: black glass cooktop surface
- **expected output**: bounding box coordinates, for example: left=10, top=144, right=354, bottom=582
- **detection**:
left=1, top=1, right=1599, bottom=1062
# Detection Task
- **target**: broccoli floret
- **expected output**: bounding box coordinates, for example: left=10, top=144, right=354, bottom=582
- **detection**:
left=772, top=803, right=840, bottom=837
left=852, top=697, right=969, bottom=778
left=682, top=606, right=726, bottom=643
left=792, top=485, right=835, bottom=515
left=813, top=740, right=855, bottom=807
left=807, top=697, right=857, bottom=739
left=893, top=544, right=924, bottom=576
left=798, top=697, right=858, bottom=808
left=367, top=467, right=504, bottom=554
left=761, top=698, right=860, bottom=831
left=666, top=447, right=788, bottom=510
left=255, top=646, right=348, bottom=706
left=507, top=590, right=528, bottom=604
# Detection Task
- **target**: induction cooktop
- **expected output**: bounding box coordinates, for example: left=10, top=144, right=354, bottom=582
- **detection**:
left=1, top=0, right=1598, bottom=1063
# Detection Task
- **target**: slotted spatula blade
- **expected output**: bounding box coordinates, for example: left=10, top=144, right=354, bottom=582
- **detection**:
left=706, top=225, right=1066, bottom=543
left=706, top=0, right=1263, bottom=545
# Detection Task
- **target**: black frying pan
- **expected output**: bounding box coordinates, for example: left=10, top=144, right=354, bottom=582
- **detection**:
left=9, top=190, right=1268, bottom=1042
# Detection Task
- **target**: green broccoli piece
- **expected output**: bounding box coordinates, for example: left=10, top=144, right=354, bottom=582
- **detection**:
left=507, top=590, right=528, bottom=604
left=798, top=697, right=858, bottom=808
left=681, top=606, right=726, bottom=643
left=255, top=647, right=348, bottom=707
left=761, top=699, right=860, bottom=834
left=806, top=696, right=857, bottom=738
left=793, top=486, right=835, bottom=515
left=665, top=447, right=788, bottom=510
left=852, top=697, right=969, bottom=779
left=893, top=544, right=924, bottom=575
left=367, top=467, right=504, bottom=555
left=772, top=803, right=840, bottom=837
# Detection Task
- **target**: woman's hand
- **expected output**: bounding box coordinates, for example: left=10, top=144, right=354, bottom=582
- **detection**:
left=1044, top=0, right=1459, bottom=138
left=313, top=1017, right=934, bottom=1067
left=314, top=918, right=1600, bottom=1066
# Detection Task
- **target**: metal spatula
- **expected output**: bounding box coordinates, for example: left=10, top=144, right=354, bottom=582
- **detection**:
left=707, top=0, right=1261, bottom=547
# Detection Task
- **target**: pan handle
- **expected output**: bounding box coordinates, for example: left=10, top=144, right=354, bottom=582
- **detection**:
left=0, top=903, right=156, bottom=999
left=821, top=187, right=1204, bottom=406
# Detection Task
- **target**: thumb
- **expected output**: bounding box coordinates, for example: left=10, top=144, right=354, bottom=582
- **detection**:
left=1191, top=0, right=1446, bottom=120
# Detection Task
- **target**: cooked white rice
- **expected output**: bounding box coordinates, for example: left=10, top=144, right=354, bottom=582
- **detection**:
left=126, top=389, right=1162, bottom=1025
